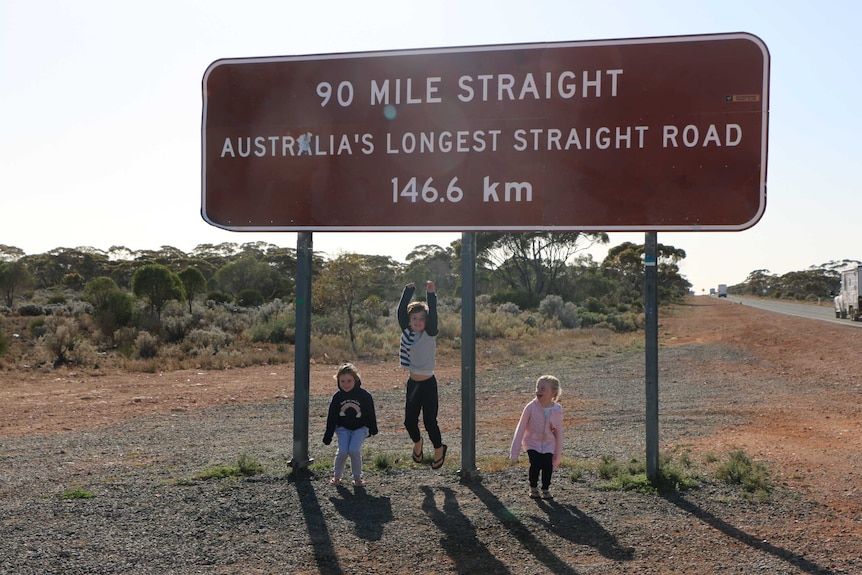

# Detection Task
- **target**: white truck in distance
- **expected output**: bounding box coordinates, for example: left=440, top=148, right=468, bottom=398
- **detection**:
left=717, top=284, right=728, bottom=298
left=834, top=265, right=862, bottom=321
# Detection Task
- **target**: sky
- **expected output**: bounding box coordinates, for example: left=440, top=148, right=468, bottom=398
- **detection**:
left=1, top=0, right=860, bottom=295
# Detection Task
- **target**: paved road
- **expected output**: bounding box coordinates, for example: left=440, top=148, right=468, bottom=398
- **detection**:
left=717, top=295, right=862, bottom=328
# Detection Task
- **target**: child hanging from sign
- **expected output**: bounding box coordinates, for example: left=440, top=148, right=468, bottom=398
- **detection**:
left=398, top=280, right=447, bottom=469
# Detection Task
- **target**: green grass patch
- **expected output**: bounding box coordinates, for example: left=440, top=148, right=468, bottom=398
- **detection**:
left=195, top=453, right=264, bottom=481
left=714, top=449, right=771, bottom=501
left=584, top=448, right=772, bottom=500
left=567, top=462, right=588, bottom=482
left=62, top=488, right=95, bottom=500
left=372, top=453, right=393, bottom=471
left=592, top=453, right=700, bottom=495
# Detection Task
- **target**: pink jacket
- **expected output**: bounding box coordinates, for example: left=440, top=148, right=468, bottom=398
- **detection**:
left=510, top=399, right=563, bottom=468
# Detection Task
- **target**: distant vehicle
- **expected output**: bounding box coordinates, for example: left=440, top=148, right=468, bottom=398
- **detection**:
left=709, top=288, right=716, bottom=296
left=717, top=284, right=728, bottom=298
left=834, top=265, right=862, bottom=321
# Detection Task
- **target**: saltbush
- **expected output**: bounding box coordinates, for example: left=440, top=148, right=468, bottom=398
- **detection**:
left=539, top=295, right=580, bottom=328
left=578, top=311, right=608, bottom=328
left=558, top=302, right=580, bottom=328
left=475, top=309, right=514, bottom=339
left=583, top=297, right=607, bottom=314
left=607, top=312, right=642, bottom=333
left=18, top=304, right=44, bottom=316
left=206, top=306, right=255, bottom=334
left=29, top=317, right=47, bottom=339
left=498, top=302, right=521, bottom=315
left=39, top=316, right=96, bottom=367
left=162, top=309, right=193, bottom=344
left=250, top=315, right=295, bottom=344
left=183, top=328, right=233, bottom=354
left=256, top=299, right=291, bottom=324
left=135, top=331, right=159, bottom=359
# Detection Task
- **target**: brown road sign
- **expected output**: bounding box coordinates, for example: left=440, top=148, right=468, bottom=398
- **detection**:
left=201, top=32, right=769, bottom=232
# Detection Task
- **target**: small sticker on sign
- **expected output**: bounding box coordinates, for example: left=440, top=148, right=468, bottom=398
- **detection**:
left=725, top=94, right=761, bottom=102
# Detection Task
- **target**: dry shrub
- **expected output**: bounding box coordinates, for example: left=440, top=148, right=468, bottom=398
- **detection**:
left=506, top=339, right=528, bottom=357
left=310, top=334, right=356, bottom=364
left=135, top=331, right=159, bottom=359
left=182, top=328, right=233, bottom=355
left=38, top=316, right=96, bottom=367
left=127, top=358, right=161, bottom=373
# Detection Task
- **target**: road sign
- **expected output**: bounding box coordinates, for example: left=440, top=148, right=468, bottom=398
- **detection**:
left=201, top=33, right=769, bottom=232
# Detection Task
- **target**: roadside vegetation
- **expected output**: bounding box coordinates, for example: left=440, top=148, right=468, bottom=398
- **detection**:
left=0, top=236, right=691, bottom=370
left=727, top=259, right=860, bottom=301
left=2, top=237, right=850, bottom=371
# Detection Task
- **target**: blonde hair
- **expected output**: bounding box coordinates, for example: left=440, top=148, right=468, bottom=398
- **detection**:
left=538, top=375, right=561, bottom=402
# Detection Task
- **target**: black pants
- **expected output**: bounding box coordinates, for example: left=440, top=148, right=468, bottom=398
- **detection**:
left=404, top=376, right=442, bottom=448
left=527, top=449, right=553, bottom=489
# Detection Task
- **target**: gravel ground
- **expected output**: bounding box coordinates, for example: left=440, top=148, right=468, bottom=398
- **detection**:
left=1, top=300, right=860, bottom=574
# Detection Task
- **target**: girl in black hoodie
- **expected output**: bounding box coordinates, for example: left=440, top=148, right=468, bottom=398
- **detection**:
left=323, top=363, right=378, bottom=485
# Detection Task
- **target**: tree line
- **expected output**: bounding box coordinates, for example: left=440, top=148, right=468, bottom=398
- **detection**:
left=1, top=234, right=694, bottom=367
left=728, top=260, right=861, bottom=301
left=1, top=234, right=691, bottom=313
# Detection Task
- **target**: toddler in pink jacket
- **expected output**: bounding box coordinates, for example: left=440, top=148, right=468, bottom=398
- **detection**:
left=510, top=375, right=563, bottom=499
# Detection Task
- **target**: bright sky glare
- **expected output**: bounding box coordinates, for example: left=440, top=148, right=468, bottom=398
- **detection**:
left=1, top=0, right=860, bottom=294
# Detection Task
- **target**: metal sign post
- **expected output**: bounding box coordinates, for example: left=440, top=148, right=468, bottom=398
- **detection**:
left=459, top=233, right=479, bottom=480
left=289, top=232, right=313, bottom=471
left=644, top=232, right=659, bottom=480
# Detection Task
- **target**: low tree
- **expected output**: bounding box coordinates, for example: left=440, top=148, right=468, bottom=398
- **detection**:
left=0, top=260, right=35, bottom=307
left=132, top=264, right=185, bottom=320
left=477, top=232, right=609, bottom=301
left=312, top=253, right=379, bottom=353
left=402, top=244, right=457, bottom=296
left=22, top=247, right=110, bottom=288
left=601, top=242, right=690, bottom=304
left=84, top=277, right=121, bottom=310
left=178, top=267, right=207, bottom=313
left=214, top=256, right=280, bottom=299
left=83, top=277, right=134, bottom=346
left=558, top=255, right=620, bottom=304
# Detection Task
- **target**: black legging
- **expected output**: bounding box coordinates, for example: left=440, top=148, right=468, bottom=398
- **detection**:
left=404, top=376, right=442, bottom=448
left=527, top=449, right=554, bottom=489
